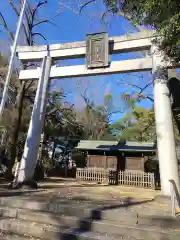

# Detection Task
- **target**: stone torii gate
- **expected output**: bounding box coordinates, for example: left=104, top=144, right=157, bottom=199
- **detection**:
left=15, top=30, right=179, bottom=196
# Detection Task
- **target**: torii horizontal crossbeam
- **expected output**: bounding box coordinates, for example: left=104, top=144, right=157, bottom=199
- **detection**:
left=19, top=58, right=152, bottom=80
left=16, top=31, right=155, bottom=61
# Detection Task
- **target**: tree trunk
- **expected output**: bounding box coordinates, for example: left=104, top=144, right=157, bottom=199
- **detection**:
left=6, top=82, right=25, bottom=179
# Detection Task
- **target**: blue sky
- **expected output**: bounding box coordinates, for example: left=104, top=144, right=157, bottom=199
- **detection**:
left=0, top=0, right=154, bottom=123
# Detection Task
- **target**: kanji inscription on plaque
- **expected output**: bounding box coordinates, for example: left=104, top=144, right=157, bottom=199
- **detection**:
left=86, top=32, right=109, bottom=69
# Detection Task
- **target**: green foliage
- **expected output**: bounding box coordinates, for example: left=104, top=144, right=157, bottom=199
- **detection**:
left=104, top=0, right=118, bottom=13
left=42, top=154, right=52, bottom=172
left=0, top=0, right=53, bottom=177
left=105, top=0, right=180, bottom=62
left=104, top=93, right=113, bottom=112
left=112, top=105, right=156, bottom=141
left=44, top=89, right=83, bottom=141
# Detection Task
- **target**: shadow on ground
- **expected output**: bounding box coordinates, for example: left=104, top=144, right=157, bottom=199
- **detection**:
left=0, top=190, right=46, bottom=198
left=1, top=178, right=174, bottom=239
left=0, top=180, right=45, bottom=197
left=40, top=178, right=77, bottom=183
left=58, top=197, right=178, bottom=240
left=57, top=197, right=154, bottom=239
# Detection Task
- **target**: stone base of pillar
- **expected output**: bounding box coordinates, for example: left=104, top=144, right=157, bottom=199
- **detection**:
left=9, top=179, right=38, bottom=190
left=154, top=195, right=171, bottom=201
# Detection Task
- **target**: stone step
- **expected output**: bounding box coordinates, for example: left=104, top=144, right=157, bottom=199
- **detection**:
left=61, top=230, right=141, bottom=240
left=0, top=196, right=154, bottom=207
left=0, top=197, right=172, bottom=217
left=0, top=216, right=180, bottom=240
left=0, top=229, right=140, bottom=240
left=0, top=206, right=177, bottom=228
left=0, top=218, right=140, bottom=240
left=0, top=217, right=64, bottom=240
left=0, top=231, right=38, bottom=240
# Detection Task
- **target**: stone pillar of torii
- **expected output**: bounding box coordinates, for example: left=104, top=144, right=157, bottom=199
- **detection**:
left=14, top=31, right=180, bottom=196
left=17, top=56, right=52, bottom=184
left=152, top=46, right=179, bottom=196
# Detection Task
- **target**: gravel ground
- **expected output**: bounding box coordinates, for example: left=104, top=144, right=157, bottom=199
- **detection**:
left=0, top=177, right=160, bottom=203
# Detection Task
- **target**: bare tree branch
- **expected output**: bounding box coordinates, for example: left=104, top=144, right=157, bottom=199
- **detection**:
left=101, top=8, right=113, bottom=22
left=58, top=2, right=79, bottom=14
left=32, top=32, right=47, bottom=41
left=0, top=12, right=14, bottom=41
left=33, top=19, right=48, bottom=28
left=31, top=1, right=47, bottom=22
left=8, top=0, right=19, bottom=17
left=79, top=0, right=96, bottom=14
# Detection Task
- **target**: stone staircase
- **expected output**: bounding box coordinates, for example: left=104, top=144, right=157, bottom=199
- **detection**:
left=0, top=194, right=180, bottom=239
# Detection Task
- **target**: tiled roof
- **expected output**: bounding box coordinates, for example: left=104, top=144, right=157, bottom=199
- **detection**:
left=76, top=140, right=156, bottom=152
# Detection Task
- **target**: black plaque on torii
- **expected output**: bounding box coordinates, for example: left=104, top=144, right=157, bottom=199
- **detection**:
left=86, top=32, right=109, bottom=69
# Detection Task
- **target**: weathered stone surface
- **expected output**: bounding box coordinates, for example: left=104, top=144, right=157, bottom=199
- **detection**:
left=1, top=216, right=180, bottom=240
left=0, top=231, right=37, bottom=240
left=0, top=180, right=178, bottom=239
